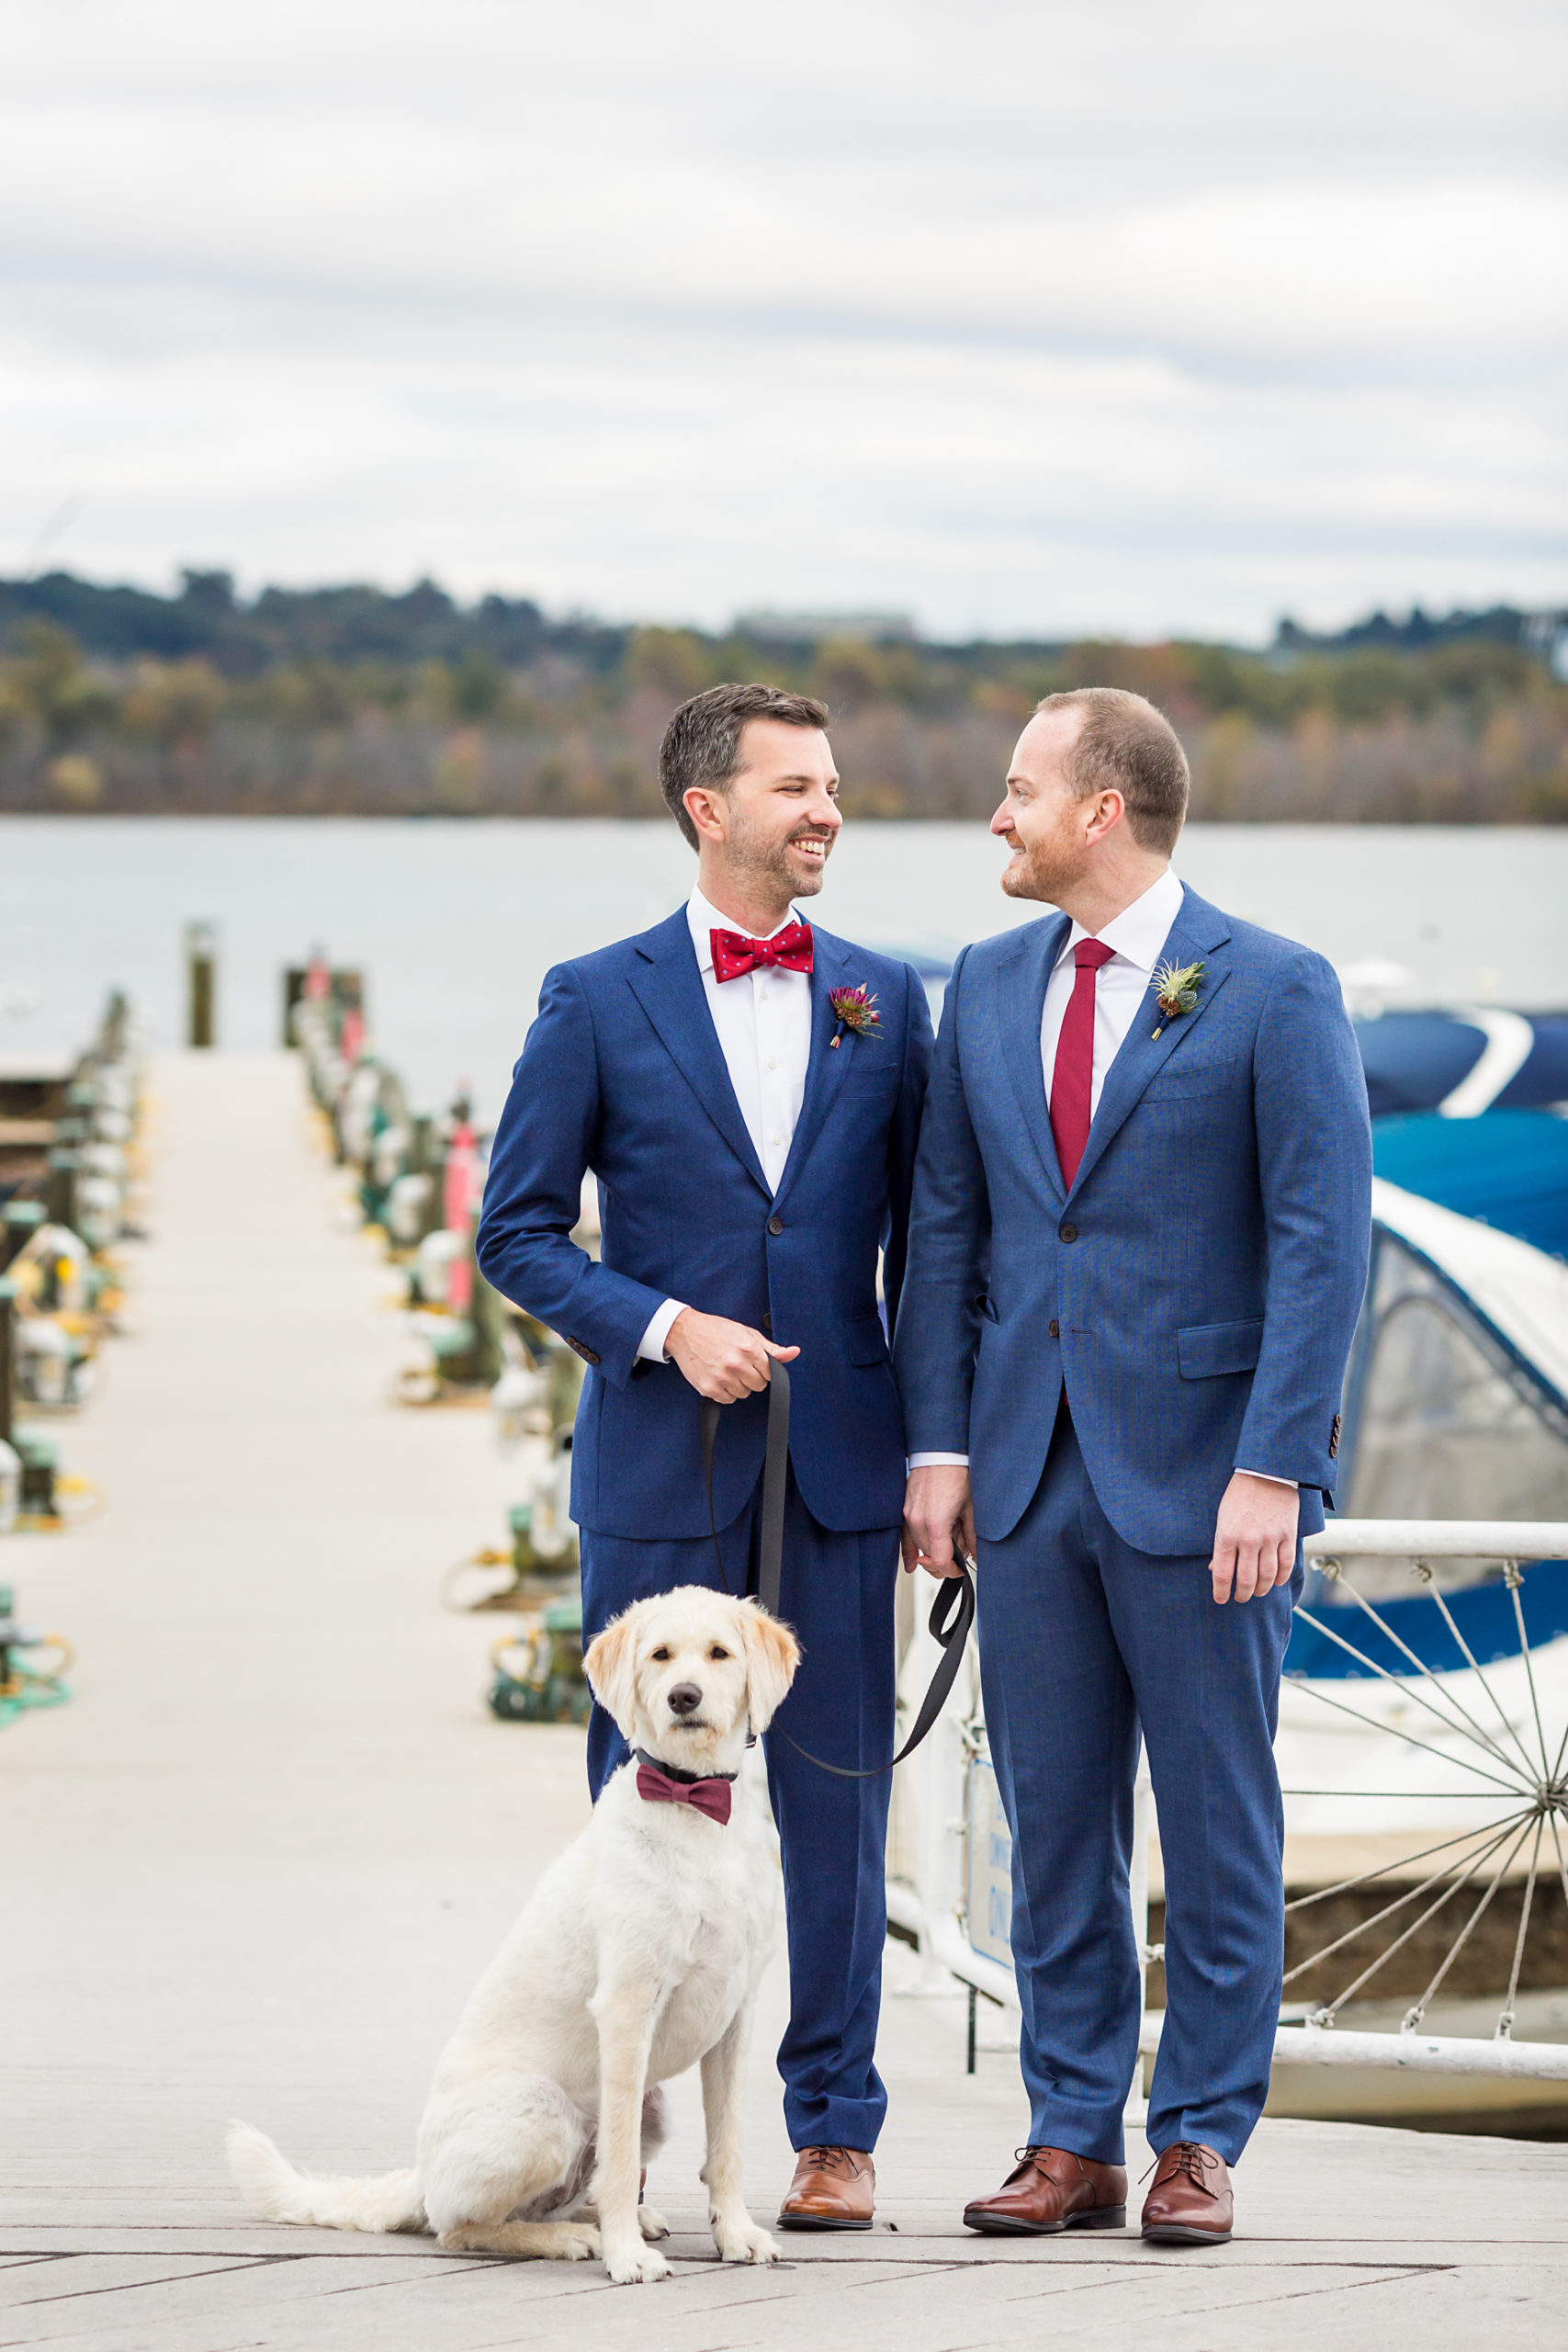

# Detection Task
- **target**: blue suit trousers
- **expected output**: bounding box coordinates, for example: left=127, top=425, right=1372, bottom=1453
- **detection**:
left=580, top=1474, right=897, bottom=2154
left=980, top=1408, right=1301, bottom=2167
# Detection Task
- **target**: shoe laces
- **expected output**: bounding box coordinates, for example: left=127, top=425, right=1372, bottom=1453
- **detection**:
left=1010, top=2145, right=1078, bottom=2183
left=800, top=2145, right=859, bottom=2176
left=1141, top=2141, right=1219, bottom=2192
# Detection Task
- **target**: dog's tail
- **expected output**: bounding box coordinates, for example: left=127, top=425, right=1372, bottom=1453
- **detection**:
left=225, top=2120, right=425, bottom=2234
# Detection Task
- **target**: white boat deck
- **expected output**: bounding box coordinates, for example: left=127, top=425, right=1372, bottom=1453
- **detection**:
left=3, top=1051, right=1564, bottom=2352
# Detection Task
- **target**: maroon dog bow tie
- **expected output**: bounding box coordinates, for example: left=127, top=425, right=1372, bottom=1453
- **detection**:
left=635, top=1758, right=735, bottom=1826
left=710, top=921, right=814, bottom=984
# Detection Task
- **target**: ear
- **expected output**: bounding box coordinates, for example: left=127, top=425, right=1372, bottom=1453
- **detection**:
left=582, top=1611, right=639, bottom=1739
left=739, top=1601, right=800, bottom=1733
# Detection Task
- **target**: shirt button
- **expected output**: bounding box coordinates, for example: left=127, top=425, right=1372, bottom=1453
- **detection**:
left=767, top=1058, right=777, bottom=1070
left=1059, top=1224, right=1077, bottom=1243
left=768, top=1215, right=784, bottom=1236
left=1048, top=1319, right=1060, bottom=1338
left=771, top=1133, right=783, bottom=1146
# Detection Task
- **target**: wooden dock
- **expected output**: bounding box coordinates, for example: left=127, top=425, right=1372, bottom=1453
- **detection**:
left=3, top=1051, right=1563, bottom=2350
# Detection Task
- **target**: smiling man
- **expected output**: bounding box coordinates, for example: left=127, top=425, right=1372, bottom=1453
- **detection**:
left=477, top=682, right=932, bottom=2229
left=895, top=688, right=1371, bottom=2247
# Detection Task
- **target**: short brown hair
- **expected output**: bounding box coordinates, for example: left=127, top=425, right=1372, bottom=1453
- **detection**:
left=1035, top=686, right=1190, bottom=855
left=660, top=682, right=830, bottom=851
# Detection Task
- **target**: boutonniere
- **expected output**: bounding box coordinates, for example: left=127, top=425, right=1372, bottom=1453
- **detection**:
left=829, top=984, right=881, bottom=1047
left=1149, top=958, right=1204, bottom=1038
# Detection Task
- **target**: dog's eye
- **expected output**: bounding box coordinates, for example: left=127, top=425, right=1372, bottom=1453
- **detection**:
left=650, top=1645, right=671, bottom=1662
left=708, top=1645, right=730, bottom=1661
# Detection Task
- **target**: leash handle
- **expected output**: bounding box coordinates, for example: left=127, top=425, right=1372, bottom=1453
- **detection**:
left=700, top=1363, right=975, bottom=1781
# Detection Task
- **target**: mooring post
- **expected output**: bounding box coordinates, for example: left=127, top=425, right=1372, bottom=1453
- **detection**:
left=45, top=1151, right=79, bottom=1237
left=185, top=922, right=218, bottom=1048
left=0, top=1278, right=15, bottom=1449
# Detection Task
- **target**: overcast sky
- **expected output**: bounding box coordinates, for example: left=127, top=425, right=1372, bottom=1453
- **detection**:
left=2, top=0, right=1564, bottom=640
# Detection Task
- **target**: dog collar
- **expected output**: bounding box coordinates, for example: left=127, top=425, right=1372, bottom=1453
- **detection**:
left=633, top=1747, right=739, bottom=1786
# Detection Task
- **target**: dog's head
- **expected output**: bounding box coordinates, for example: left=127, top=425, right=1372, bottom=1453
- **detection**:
left=582, top=1586, right=801, bottom=1772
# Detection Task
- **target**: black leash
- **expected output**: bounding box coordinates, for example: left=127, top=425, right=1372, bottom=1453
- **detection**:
left=700, top=1361, right=976, bottom=1779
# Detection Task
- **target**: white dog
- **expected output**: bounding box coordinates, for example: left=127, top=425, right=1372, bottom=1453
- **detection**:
left=227, top=1585, right=800, bottom=2285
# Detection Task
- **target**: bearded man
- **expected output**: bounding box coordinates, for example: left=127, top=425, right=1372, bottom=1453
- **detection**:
left=477, top=682, right=932, bottom=2230
left=895, top=689, right=1371, bottom=2247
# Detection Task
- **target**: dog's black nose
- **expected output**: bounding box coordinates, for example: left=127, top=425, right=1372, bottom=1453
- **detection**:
left=667, top=1682, right=703, bottom=1717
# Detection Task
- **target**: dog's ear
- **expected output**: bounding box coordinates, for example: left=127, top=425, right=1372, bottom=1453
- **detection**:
left=582, top=1610, right=639, bottom=1739
left=739, top=1601, right=800, bottom=1733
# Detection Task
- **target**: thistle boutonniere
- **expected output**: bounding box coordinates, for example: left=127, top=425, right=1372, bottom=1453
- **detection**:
left=829, top=984, right=881, bottom=1047
left=1149, top=958, right=1204, bottom=1038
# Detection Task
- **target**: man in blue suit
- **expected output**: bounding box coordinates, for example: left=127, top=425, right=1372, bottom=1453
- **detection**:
left=897, top=688, right=1371, bottom=2247
left=477, top=682, right=932, bottom=2230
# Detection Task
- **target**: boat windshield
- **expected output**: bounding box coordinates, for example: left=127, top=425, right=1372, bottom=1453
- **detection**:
left=1342, top=1230, right=1568, bottom=1593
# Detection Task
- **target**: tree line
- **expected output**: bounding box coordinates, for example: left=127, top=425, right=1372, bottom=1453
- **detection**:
left=1, top=571, right=1563, bottom=821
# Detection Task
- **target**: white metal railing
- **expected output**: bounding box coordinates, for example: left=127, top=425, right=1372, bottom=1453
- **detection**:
left=886, top=1520, right=1568, bottom=2098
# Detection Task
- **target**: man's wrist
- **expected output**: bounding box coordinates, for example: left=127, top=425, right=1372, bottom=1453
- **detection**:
left=637, top=1297, right=690, bottom=1363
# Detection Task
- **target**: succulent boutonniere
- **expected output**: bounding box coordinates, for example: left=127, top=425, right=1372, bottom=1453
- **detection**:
left=829, top=983, right=881, bottom=1047
left=1149, top=958, right=1204, bottom=1038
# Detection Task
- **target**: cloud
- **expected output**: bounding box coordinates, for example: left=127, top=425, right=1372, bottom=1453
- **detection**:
left=0, top=0, right=1562, bottom=636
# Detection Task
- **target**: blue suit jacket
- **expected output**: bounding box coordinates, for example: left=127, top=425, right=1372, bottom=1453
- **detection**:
left=892, top=886, right=1371, bottom=1555
left=476, top=910, right=933, bottom=1539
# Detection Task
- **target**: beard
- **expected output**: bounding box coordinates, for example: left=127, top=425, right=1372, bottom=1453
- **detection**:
left=1000, top=820, right=1087, bottom=905
left=725, top=803, right=832, bottom=901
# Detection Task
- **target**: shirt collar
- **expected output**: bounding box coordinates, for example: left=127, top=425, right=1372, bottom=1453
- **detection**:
left=1058, top=866, right=1185, bottom=975
left=688, top=887, right=804, bottom=975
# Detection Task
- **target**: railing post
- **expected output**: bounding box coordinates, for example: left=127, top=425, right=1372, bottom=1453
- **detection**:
left=1125, top=1743, right=1154, bottom=2127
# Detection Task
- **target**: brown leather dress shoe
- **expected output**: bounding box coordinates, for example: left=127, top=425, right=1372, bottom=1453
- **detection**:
left=777, top=2145, right=874, bottom=2231
left=963, top=2146, right=1128, bottom=2235
left=1140, top=2142, right=1233, bottom=2245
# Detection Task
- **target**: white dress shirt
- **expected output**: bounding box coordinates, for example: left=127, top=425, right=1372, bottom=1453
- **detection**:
left=637, top=888, right=814, bottom=1363
left=1040, top=865, right=1186, bottom=1113
left=911, top=867, right=1292, bottom=1489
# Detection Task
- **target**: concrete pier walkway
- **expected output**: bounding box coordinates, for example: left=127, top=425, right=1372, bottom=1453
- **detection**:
left=3, top=1052, right=1564, bottom=2350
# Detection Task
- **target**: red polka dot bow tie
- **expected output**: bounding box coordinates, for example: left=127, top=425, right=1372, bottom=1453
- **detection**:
left=709, top=921, right=814, bottom=983
left=635, top=1755, right=735, bottom=1826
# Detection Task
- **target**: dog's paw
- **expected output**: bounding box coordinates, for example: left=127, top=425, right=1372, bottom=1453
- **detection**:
left=712, top=2214, right=778, bottom=2266
left=637, top=2204, right=671, bottom=2242
left=555, top=2223, right=602, bottom=2262
left=604, top=2239, right=671, bottom=2285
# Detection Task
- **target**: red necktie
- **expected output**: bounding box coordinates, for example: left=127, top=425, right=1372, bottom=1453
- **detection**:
left=1049, top=938, right=1115, bottom=1188
left=710, top=921, right=814, bottom=983
left=635, top=1759, right=734, bottom=1826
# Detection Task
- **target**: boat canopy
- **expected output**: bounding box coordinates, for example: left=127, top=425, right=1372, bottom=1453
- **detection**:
left=1354, top=1010, right=1568, bottom=1118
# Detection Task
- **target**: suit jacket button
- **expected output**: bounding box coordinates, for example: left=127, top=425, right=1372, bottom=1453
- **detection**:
left=1048, top=1319, right=1060, bottom=1338
left=1059, top=1223, right=1077, bottom=1243
left=768, top=1215, right=784, bottom=1236
left=566, top=1335, right=601, bottom=1366
left=760, top=1311, right=773, bottom=1334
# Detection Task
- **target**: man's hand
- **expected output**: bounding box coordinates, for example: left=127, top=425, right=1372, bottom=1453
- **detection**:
left=902, top=1464, right=976, bottom=1580
left=664, top=1308, right=799, bottom=1403
left=1209, top=1472, right=1299, bottom=1605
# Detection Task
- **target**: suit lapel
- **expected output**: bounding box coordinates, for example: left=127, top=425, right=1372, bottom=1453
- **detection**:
left=1066, top=887, right=1235, bottom=1201
left=771, top=928, right=856, bottom=1212
left=997, top=915, right=1070, bottom=1203
left=626, top=910, right=771, bottom=1198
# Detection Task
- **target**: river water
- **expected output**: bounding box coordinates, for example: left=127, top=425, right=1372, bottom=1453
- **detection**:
left=3, top=818, right=1564, bottom=1124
